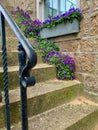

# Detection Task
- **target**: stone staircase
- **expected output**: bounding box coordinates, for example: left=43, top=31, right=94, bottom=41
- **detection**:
left=0, top=13, right=98, bottom=130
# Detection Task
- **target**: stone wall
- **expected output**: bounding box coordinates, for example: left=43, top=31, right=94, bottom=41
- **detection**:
left=79, top=0, right=98, bottom=94
left=50, top=0, right=98, bottom=95
left=1, top=0, right=36, bottom=20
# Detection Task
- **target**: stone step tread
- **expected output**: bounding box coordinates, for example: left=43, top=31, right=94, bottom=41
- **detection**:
left=1, top=79, right=81, bottom=104
left=0, top=63, right=56, bottom=90
left=0, top=50, right=43, bottom=66
left=8, top=96, right=98, bottom=130
left=0, top=63, right=54, bottom=72
left=0, top=37, right=35, bottom=51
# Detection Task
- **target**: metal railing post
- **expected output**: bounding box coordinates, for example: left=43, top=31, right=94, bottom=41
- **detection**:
left=0, top=12, right=10, bottom=130
left=18, top=42, right=28, bottom=130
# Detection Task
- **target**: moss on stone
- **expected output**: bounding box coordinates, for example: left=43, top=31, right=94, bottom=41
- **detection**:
left=65, top=108, right=98, bottom=130
left=0, top=52, right=18, bottom=67
left=0, top=105, right=6, bottom=128
left=0, top=71, right=19, bottom=91
left=0, top=64, right=56, bottom=91
left=27, top=84, right=83, bottom=117
left=0, top=84, right=82, bottom=128
left=32, top=66, right=56, bottom=83
left=0, top=102, right=21, bottom=129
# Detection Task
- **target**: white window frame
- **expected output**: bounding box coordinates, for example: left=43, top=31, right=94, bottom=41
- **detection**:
left=36, top=0, right=80, bottom=21
left=36, top=0, right=44, bottom=21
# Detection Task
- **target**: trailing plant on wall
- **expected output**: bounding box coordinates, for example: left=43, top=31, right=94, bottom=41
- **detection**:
left=33, top=38, right=60, bottom=63
left=11, top=7, right=77, bottom=80
left=11, top=6, right=42, bottom=38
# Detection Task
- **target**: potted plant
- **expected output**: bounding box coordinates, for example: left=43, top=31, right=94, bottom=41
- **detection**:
left=44, top=51, right=76, bottom=80
left=40, top=8, right=82, bottom=38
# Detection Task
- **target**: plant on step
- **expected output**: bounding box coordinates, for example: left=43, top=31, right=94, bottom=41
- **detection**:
left=45, top=51, right=76, bottom=80
left=11, top=6, right=42, bottom=38
left=42, top=8, right=83, bottom=29
left=55, top=54, right=76, bottom=80
left=33, top=38, right=60, bottom=62
left=44, top=51, right=62, bottom=65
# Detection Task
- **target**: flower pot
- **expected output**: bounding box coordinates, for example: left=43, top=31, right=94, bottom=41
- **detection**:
left=40, top=19, right=80, bottom=38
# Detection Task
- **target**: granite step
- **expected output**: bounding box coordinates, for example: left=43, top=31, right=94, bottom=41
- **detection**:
left=0, top=79, right=82, bottom=128
left=0, top=63, right=56, bottom=90
left=0, top=37, right=18, bottom=51
left=0, top=50, right=43, bottom=67
left=1, top=96, right=98, bottom=130
left=20, top=97, right=98, bottom=130
left=0, top=35, right=37, bottom=52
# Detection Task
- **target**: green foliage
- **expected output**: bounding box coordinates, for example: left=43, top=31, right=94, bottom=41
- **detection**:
left=33, top=38, right=60, bottom=63
left=42, top=8, right=83, bottom=29
left=11, top=7, right=78, bottom=80
left=11, top=7, right=42, bottom=38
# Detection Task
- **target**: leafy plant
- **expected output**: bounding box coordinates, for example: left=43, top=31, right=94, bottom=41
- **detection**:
left=42, top=8, right=82, bottom=29
left=33, top=38, right=60, bottom=62
left=55, top=54, right=76, bottom=80
left=11, top=6, right=42, bottom=38
left=44, top=51, right=76, bottom=80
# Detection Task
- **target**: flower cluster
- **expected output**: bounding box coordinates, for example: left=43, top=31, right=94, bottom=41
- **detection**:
left=45, top=51, right=62, bottom=64
left=33, top=38, right=60, bottom=63
left=44, top=51, right=75, bottom=80
left=42, top=7, right=82, bottom=28
left=55, top=54, right=76, bottom=80
left=11, top=7, right=42, bottom=38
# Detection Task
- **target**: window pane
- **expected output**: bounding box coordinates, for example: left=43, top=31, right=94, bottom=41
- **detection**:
left=48, top=0, right=58, bottom=17
left=52, top=0, right=58, bottom=16
left=66, top=0, right=76, bottom=11
left=59, top=0, right=76, bottom=14
left=44, top=0, right=77, bottom=19
left=59, top=0, right=66, bottom=14
left=44, top=0, right=57, bottom=18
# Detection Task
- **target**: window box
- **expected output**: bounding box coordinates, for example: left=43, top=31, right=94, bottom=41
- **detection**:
left=40, top=19, right=80, bottom=38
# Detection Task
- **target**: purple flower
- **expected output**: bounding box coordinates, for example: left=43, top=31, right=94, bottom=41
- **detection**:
left=43, top=18, right=51, bottom=24
left=71, top=75, right=76, bottom=79
left=28, top=27, right=32, bottom=32
left=22, top=21, right=29, bottom=25
left=52, top=15, right=60, bottom=21
left=23, top=13, right=30, bottom=19
left=69, top=7, right=76, bottom=13
left=69, top=65, right=75, bottom=71
left=33, top=19, right=42, bottom=25
left=60, top=12, right=68, bottom=17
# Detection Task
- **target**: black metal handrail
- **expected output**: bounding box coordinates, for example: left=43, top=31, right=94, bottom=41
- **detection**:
left=0, top=4, right=37, bottom=130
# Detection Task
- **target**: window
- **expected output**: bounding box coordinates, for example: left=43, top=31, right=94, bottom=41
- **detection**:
left=44, top=0, right=77, bottom=19
left=36, top=0, right=79, bottom=21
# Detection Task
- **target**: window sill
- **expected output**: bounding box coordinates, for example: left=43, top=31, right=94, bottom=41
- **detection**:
left=40, top=19, right=80, bottom=39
